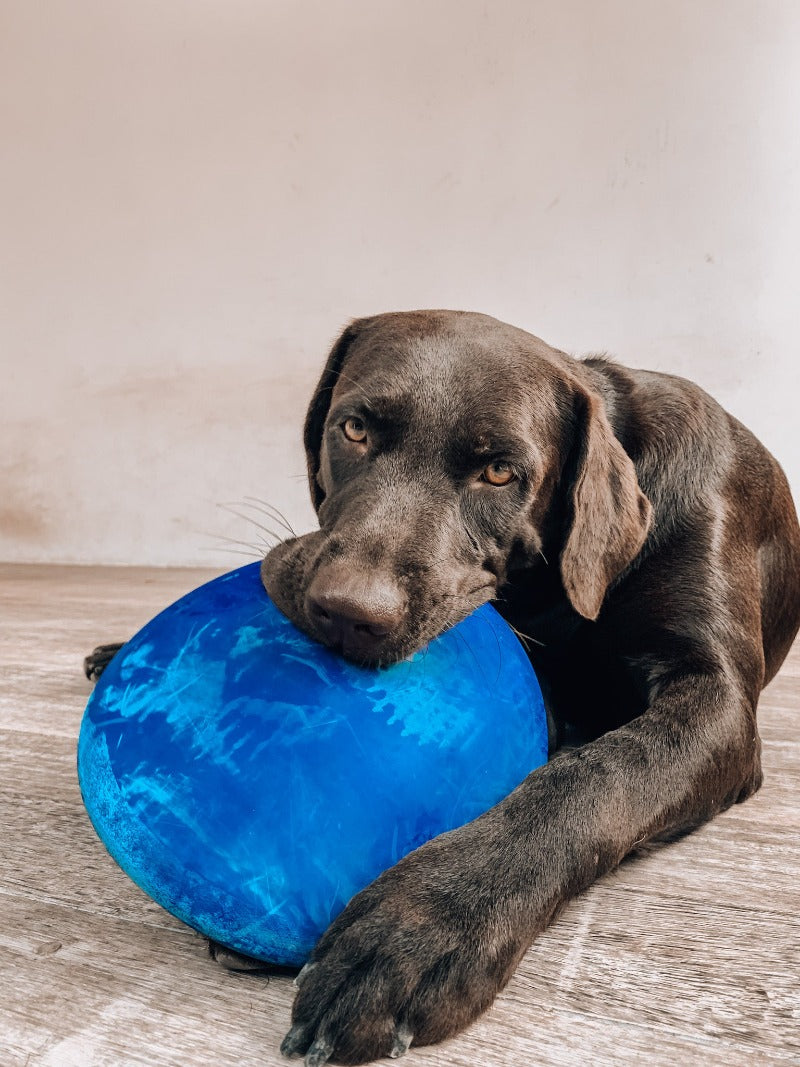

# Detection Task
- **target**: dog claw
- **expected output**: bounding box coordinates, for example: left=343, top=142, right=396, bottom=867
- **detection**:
left=304, top=1038, right=333, bottom=1067
left=280, top=1025, right=308, bottom=1059
left=293, top=960, right=317, bottom=988
left=390, top=1023, right=413, bottom=1058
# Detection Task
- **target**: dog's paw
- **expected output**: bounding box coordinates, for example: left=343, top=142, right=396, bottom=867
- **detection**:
left=208, top=940, right=276, bottom=974
left=83, top=642, right=125, bottom=682
left=281, top=830, right=521, bottom=1065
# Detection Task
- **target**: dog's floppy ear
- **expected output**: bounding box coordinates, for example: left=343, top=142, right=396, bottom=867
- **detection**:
left=560, top=386, right=652, bottom=620
left=303, top=322, right=360, bottom=511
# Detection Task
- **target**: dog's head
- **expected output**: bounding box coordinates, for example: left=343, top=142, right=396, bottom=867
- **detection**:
left=262, top=311, right=651, bottom=664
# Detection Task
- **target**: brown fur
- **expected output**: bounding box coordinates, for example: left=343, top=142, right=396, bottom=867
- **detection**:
left=261, top=311, right=800, bottom=1065
left=87, top=310, right=800, bottom=1066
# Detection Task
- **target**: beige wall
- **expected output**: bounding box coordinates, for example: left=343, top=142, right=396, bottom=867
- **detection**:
left=2, top=1, right=799, bottom=566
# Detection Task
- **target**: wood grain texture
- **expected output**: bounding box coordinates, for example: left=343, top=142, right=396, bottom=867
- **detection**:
left=1, top=563, right=798, bottom=1066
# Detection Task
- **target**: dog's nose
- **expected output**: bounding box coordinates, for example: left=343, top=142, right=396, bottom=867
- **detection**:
left=305, top=567, right=406, bottom=654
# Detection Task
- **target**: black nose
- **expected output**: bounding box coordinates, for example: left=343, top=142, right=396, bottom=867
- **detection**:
left=305, top=566, right=406, bottom=655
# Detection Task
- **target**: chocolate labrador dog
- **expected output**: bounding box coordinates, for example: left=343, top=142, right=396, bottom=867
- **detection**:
left=86, top=310, right=800, bottom=1066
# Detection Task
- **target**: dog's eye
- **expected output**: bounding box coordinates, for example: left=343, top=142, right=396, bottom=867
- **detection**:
left=482, top=461, right=516, bottom=486
left=342, top=417, right=368, bottom=444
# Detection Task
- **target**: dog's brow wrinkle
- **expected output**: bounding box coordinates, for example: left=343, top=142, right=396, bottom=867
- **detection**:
left=328, top=368, right=376, bottom=410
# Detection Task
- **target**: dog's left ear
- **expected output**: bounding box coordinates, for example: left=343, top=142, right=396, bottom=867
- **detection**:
left=560, top=386, right=652, bottom=620
left=303, top=322, right=361, bottom=511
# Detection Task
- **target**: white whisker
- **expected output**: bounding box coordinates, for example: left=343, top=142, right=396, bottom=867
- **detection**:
left=242, top=496, right=296, bottom=537
left=217, top=502, right=284, bottom=544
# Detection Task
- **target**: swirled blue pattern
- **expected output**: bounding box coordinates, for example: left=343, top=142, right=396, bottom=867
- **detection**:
left=78, top=562, right=547, bottom=966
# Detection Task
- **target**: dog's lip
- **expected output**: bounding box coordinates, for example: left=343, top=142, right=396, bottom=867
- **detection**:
left=333, top=585, right=497, bottom=666
left=297, top=610, right=421, bottom=669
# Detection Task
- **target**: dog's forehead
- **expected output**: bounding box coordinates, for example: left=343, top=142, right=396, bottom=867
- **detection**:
left=335, top=312, right=563, bottom=437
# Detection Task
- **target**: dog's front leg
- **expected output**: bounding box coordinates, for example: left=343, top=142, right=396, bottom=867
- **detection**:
left=281, top=671, right=761, bottom=1066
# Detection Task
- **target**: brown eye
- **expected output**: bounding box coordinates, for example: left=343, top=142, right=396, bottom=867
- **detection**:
left=342, top=417, right=368, bottom=443
left=482, top=461, right=515, bottom=486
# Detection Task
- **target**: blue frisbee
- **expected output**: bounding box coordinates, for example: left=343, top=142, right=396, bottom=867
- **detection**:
left=78, top=562, right=547, bottom=966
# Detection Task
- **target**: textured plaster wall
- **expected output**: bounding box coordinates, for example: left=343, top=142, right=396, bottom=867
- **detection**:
left=2, top=1, right=799, bottom=565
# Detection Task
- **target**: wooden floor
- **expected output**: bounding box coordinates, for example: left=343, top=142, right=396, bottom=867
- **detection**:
left=2, top=563, right=798, bottom=1066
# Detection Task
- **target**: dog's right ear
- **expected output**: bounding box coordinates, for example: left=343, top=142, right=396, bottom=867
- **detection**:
left=303, top=322, right=360, bottom=512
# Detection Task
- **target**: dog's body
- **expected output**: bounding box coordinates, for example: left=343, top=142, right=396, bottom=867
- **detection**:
left=87, top=311, right=800, bottom=1066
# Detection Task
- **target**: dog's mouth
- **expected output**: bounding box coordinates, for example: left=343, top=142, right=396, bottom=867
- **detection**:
left=261, top=537, right=495, bottom=668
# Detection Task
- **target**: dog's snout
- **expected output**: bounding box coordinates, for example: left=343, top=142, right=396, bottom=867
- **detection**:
left=306, top=567, right=406, bottom=654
